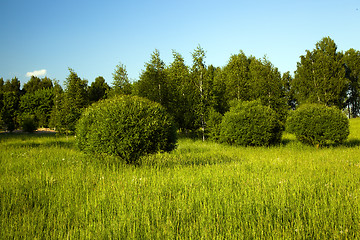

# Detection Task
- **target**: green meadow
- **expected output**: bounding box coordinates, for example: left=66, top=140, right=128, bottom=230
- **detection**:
left=1, top=119, right=360, bottom=239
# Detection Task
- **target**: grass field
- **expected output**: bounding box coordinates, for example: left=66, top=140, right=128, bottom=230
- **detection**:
left=1, top=119, right=360, bottom=239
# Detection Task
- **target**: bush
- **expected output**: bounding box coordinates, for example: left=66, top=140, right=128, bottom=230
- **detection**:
left=220, top=100, right=282, bottom=146
left=20, top=114, right=38, bottom=133
left=206, top=108, right=223, bottom=141
left=0, top=115, right=4, bottom=131
left=286, top=104, right=349, bottom=146
left=76, top=95, right=177, bottom=164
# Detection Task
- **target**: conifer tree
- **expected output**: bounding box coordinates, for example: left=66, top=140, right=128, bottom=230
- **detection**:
left=136, top=49, right=170, bottom=109
left=61, top=68, right=88, bottom=134
left=111, top=63, right=132, bottom=96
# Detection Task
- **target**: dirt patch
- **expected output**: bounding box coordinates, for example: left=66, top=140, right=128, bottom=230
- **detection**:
left=35, top=128, right=57, bottom=134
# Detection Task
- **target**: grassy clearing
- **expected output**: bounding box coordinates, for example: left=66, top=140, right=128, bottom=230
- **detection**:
left=1, top=119, right=360, bottom=239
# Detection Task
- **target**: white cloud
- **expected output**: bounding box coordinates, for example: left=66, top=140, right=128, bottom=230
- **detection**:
left=26, top=69, right=47, bottom=77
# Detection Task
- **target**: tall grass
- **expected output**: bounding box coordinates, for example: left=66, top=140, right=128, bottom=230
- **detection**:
left=1, top=119, right=360, bottom=239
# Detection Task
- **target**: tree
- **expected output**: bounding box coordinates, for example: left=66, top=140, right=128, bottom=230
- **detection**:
left=344, top=48, right=360, bottom=117
left=203, top=65, right=219, bottom=110
left=212, top=68, right=228, bottom=114
left=191, top=45, right=207, bottom=141
left=248, top=57, right=287, bottom=122
left=0, top=78, right=4, bottom=129
left=49, top=80, right=64, bottom=131
left=19, top=88, right=54, bottom=127
left=282, top=71, right=297, bottom=110
left=136, top=49, right=170, bottom=109
left=61, top=68, right=88, bottom=134
left=221, top=52, right=287, bottom=122
left=223, top=51, right=252, bottom=102
left=111, top=63, right=132, bottom=96
left=88, top=76, right=109, bottom=103
left=0, top=77, right=21, bottom=131
left=0, top=78, right=4, bottom=96
left=23, top=76, right=53, bottom=94
left=3, top=77, right=21, bottom=94
left=166, top=50, right=194, bottom=130
left=1, top=92, right=19, bottom=131
left=293, top=37, right=348, bottom=109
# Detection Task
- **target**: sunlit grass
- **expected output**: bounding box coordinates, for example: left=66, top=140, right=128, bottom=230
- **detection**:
left=1, top=119, right=360, bottom=239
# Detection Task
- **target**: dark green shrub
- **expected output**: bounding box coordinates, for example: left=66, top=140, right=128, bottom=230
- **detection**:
left=220, top=100, right=282, bottom=146
left=206, top=108, right=223, bottom=141
left=76, top=95, right=177, bottom=164
left=286, top=104, right=349, bottom=146
left=20, top=114, right=38, bottom=133
left=0, top=115, right=4, bottom=131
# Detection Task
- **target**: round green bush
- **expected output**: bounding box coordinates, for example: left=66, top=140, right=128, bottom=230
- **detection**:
left=220, top=100, right=282, bottom=146
left=286, top=104, right=349, bottom=146
left=76, top=95, right=177, bottom=163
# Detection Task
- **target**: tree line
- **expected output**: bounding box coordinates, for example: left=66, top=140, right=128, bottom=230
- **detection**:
left=1, top=37, right=359, bottom=136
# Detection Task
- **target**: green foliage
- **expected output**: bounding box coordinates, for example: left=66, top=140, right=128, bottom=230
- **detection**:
left=223, top=51, right=251, bottom=102
left=282, top=71, right=297, bottom=110
left=220, top=100, right=282, bottom=146
left=249, top=57, right=288, bottom=122
left=344, top=48, right=360, bottom=117
left=20, top=114, right=38, bottom=133
left=212, top=69, right=228, bottom=114
left=61, top=68, right=89, bottom=134
left=286, top=104, right=349, bottom=146
left=1, top=91, right=20, bottom=132
left=76, top=95, right=177, bottom=164
left=20, top=88, right=54, bottom=127
left=23, top=76, right=53, bottom=94
left=2, top=77, right=21, bottom=94
left=222, top=52, right=288, bottom=123
left=0, top=116, right=3, bottom=130
left=111, top=63, right=132, bottom=96
left=88, top=76, right=109, bottom=103
left=206, top=108, right=223, bottom=141
left=0, top=77, right=21, bottom=131
left=166, top=51, right=196, bottom=130
left=136, top=49, right=169, bottom=108
left=48, top=81, right=64, bottom=131
left=190, top=45, right=208, bottom=140
left=293, top=37, right=348, bottom=109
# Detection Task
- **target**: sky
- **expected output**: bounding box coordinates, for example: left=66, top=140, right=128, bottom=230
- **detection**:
left=1, top=0, right=359, bottom=87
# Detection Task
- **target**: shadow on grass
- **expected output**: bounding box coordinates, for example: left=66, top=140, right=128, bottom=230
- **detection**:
left=0, top=132, right=75, bottom=149
left=280, top=136, right=360, bottom=149
left=140, top=150, right=236, bottom=169
left=4, top=140, right=75, bottom=150
left=341, top=139, right=360, bottom=148
left=280, top=138, right=294, bottom=146
left=316, top=139, right=360, bottom=148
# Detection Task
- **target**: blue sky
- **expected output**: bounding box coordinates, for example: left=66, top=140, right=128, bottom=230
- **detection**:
left=1, top=0, right=359, bottom=87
